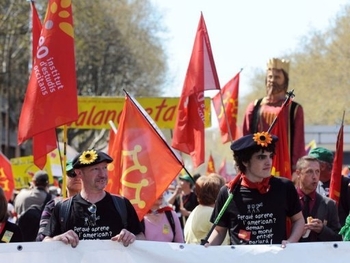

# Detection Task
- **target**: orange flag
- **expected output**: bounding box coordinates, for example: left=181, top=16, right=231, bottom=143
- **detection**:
left=172, top=13, right=220, bottom=168
left=19, top=0, right=78, bottom=168
left=213, top=72, right=240, bottom=143
left=0, top=152, right=15, bottom=201
left=206, top=153, right=216, bottom=174
left=270, top=99, right=292, bottom=179
left=330, top=120, right=344, bottom=204
left=106, top=93, right=183, bottom=220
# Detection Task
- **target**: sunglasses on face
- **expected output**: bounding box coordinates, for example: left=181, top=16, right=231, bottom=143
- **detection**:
left=67, top=170, right=77, bottom=178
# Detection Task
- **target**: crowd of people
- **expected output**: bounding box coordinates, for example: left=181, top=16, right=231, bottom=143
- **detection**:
left=1, top=57, right=349, bottom=248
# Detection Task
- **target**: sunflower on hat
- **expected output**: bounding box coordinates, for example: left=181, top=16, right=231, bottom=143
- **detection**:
left=253, top=132, right=273, bottom=147
left=79, top=149, right=98, bottom=165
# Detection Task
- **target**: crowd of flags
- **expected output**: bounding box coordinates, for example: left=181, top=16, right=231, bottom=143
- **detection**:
left=0, top=1, right=346, bottom=218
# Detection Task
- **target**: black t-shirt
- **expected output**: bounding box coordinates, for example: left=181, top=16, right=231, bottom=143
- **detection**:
left=211, top=176, right=301, bottom=245
left=174, top=191, right=198, bottom=228
left=43, top=192, right=143, bottom=240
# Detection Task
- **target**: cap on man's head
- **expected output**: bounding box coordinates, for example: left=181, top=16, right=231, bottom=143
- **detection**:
left=33, top=170, right=49, bottom=186
left=308, top=147, right=334, bottom=164
left=72, top=149, right=113, bottom=169
left=66, top=160, right=77, bottom=178
left=230, top=132, right=278, bottom=152
left=266, top=58, right=290, bottom=74
left=179, top=174, right=194, bottom=183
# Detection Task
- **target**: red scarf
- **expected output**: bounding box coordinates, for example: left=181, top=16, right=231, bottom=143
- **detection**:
left=226, top=173, right=271, bottom=194
left=241, top=176, right=271, bottom=194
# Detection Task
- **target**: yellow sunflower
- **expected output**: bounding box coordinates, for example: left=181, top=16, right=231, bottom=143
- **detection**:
left=79, top=149, right=98, bottom=165
left=253, top=132, right=272, bottom=147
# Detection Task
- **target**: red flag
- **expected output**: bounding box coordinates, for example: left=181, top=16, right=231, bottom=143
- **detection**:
left=330, top=122, right=344, bottom=204
left=29, top=1, right=58, bottom=169
left=18, top=0, right=78, bottom=144
left=172, top=13, right=220, bottom=168
left=32, top=130, right=58, bottom=169
left=213, top=72, right=240, bottom=143
left=0, top=152, right=15, bottom=201
left=206, top=154, right=216, bottom=174
left=270, top=100, right=292, bottom=179
left=106, top=94, right=183, bottom=220
left=30, top=1, right=42, bottom=65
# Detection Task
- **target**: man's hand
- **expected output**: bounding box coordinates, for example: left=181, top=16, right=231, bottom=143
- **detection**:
left=111, top=229, right=136, bottom=247
left=306, top=218, right=324, bottom=233
left=51, top=230, right=79, bottom=248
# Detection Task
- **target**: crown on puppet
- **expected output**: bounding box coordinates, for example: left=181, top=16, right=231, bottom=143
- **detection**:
left=230, top=132, right=278, bottom=151
left=266, top=58, right=290, bottom=74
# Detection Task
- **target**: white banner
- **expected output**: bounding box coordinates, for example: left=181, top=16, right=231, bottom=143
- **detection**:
left=0, top=240, right=347, bottom=263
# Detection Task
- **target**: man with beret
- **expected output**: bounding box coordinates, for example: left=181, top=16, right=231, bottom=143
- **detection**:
left=308, top=147, right=350, bottom=226
left=242, top=58, right=305, bottom=172
left=207, top=132, right=304, bottom=247
left=43, top=149, right=145, bottom=247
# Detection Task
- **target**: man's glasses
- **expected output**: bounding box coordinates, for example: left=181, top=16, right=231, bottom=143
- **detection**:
left=87, top=204, right=97, bottom=226
left=67, top=170, right=77, bottom=178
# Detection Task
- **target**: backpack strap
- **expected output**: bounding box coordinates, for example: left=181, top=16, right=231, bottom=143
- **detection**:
left=250, top=98, right=263, bottom=133
left=58, top=198, right=73, bottom=234
left=111, top=195, right=128, bottom=229
left=42, top=191, right=52, bottom=209
left=164, top=210, right=176, bottom=242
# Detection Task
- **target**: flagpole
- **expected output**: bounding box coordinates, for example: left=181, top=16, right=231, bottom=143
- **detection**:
left=61, top=125, right=68, bottom=198
left=267, top=90, right=295, bottom=133
left=218, top=68, right=243, bottom=143
left=123, top=89, right=196, bottom=184
left=201, top=90, right=295, bottom=245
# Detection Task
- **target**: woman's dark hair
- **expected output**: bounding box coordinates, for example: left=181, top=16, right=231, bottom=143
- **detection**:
left=233, top=144, right=276, bottom=174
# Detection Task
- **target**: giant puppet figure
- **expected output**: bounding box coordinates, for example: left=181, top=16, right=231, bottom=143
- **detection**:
left=242, top=58, right=305, bottom=172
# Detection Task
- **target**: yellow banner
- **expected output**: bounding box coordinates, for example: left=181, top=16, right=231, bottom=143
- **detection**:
left=66, top=97, right=212, bottom=129
left=10, top=156, right=55, bottom=189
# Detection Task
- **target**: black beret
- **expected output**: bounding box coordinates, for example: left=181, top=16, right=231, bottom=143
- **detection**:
left=73, top=149, right=113, bottom=169
left=230, top=132, right=278, bottom=152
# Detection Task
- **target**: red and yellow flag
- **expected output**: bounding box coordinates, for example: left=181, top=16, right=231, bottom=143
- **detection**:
left=270, top=99, right=292, bottom=179
left=206, top=154, right=216, bottom=174
left=106, top=94, right=183, bottom=220
left=330, top=120, right=344, bottom=204
left=212, top=72, right=240, bottom=143
left=18, top=0, right=78, bottom=164
left=0, top=152, right=15, bottom=201
left=172, top=13, right=220, bottom=168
